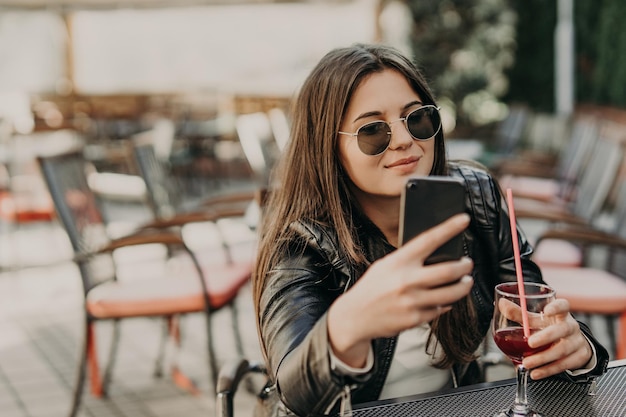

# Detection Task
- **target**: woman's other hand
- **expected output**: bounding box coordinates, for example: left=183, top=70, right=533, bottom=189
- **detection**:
left=522, top=298, right=594, bottom=379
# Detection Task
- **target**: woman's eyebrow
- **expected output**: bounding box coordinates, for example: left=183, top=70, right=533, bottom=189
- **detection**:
left=404, top=100, right=424, bottom=110
left=352, top=101, right=424, bottom=123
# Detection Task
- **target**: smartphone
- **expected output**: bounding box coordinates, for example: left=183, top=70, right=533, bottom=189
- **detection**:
left=399, top=176, right=466, bottom=265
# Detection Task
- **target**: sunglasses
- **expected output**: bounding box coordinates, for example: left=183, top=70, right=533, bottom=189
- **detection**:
left=338, top=105, right=442, bottom=156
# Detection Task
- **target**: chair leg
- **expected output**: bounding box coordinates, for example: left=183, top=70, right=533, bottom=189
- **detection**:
left=68, top=319, right=89, bottom=417
left=153, top=317, right=173, bottom=378
left=87, top=322, right=103, bottom=397
left=171, top=365, right=201, bottom=396
left=230, top=302, right=255, bottom=394
left=166, top=316, right=201, bottom=395
left=101, top=319, right=121, bottom=396
left=230, top=302, right=245, bottom=358
left=205, top=310, right=218, bottom=394
left=617, top=311, right=626, bottom=360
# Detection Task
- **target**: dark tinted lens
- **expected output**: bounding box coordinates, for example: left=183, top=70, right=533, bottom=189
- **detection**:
left=406, top=107, right=441, bottom=140
left=357, top=121, right=391, bottom=155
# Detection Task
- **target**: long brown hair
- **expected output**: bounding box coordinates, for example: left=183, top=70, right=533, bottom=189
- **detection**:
left=253, top=44, right=479, bottom=369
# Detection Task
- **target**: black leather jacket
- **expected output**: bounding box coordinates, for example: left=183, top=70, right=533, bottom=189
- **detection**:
left=258, top=162, right=609, bottom=417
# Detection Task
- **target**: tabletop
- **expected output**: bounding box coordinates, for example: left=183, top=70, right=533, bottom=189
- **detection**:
left=347, top=360, right=626, bottom=417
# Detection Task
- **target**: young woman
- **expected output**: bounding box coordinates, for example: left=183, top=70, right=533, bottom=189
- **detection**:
left=252, top=44, right=608, bottom=416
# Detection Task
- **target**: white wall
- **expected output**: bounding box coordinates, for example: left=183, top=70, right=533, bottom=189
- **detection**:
left=0, top=11, right=66, bottom=93
left=69, top=1, right=376, bottom=95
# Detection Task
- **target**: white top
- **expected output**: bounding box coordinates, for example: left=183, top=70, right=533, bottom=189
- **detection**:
left=330, top=323, right=451, bottom=400
left=379, top=323, right=451, bottom=399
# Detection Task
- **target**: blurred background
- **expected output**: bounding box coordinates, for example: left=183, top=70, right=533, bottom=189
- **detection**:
left=0, top=1, right=625, bottom=416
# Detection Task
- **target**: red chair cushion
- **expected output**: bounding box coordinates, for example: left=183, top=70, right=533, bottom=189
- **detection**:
left=540, top=266, right=626, bottom=314
left=86, top=262, right=252, bottom=319
left=0, top=191, right=55, bottom=222
left=499, top=176, right=560, bottom=203
left=533, top=239, right=583, bottom=268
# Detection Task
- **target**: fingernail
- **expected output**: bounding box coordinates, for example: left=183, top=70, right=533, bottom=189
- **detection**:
left=460, top=275, right=473, bottom=284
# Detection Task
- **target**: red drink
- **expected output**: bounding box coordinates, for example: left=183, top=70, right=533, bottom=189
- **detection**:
left=493, top=327, right=550, bottom=365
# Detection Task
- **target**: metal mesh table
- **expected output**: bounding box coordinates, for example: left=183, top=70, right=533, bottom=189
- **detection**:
left=349, top=361, right=626, bottom=417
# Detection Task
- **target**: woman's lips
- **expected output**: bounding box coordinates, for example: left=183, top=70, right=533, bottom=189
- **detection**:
left=386, top=156, right=420, bottom=168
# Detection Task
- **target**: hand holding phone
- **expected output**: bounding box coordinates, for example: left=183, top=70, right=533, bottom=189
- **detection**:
left=399, top=176, right=466, bottom=264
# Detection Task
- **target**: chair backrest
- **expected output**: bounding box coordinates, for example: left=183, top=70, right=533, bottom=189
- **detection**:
left=132, top=139, right=179, bottom=219
left=572, top=132, right=624, bottom=222
left=524, top=113, right=570, bottom=154
left=494, top=104, right=531, bottom=155
left=267, top=107, right=290, bottom=151
left=553, top=117, right=599, bottom=200
left=236, top=112, right=280, bottom=185
left=37, top=149, right=115, bottom=293
left=609, top=179, right=626, bottom=277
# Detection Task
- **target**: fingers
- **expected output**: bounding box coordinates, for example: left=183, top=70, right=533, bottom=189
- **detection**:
left=411, top=304, right=453, bottom=327
left=415, top=275, right=474, bottom=308
left=542, top=298, right=571, bottom=318
left=397, top=213, right=470, bottom=264
left=524, top=328, right=593, bottom=379
left=408, top=256, right=474, bottom=289
left=498, top=298, right=551, bottom=329
left=522, top=310, right=594, bottom=379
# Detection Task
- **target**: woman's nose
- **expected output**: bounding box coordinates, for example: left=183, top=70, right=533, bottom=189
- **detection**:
left=387, top=120, right=413, bottom=150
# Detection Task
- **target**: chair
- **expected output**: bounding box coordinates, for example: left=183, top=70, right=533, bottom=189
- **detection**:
left=477, top=104, right=532, bottom=168
left=496, top=116, right=598, bottom=203
left=37, top=149, right=253, bottom=417
left=510, top=130, right=623, bottom=232
left=236, top=112, right=281, bottom=187
left=216, top=358, right=268, bottom=417
left=0, top=160, right=58, bottom=269
left=132, top=139, right=256, bottom=221
left=515, top=130, right=625, bottom=268
left=534, top=179, right=626, bottom=359
left=267, top=107, right=291, bottom=152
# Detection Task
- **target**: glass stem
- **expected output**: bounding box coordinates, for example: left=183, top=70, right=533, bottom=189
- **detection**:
left=512, top=364, right=530, bottom=415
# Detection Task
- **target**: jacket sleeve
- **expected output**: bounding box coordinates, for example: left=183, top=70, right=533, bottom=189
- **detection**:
left=258, top=221, right=367, bottom=416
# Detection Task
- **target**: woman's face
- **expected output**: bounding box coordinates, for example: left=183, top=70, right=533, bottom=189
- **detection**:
left=338, top=69, right=436, bottom=200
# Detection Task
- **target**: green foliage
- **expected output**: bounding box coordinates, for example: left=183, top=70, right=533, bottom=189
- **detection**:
left=592, top=0, right=626, bottom=105
left=406, top=0, right=626, bottom=124
left=574, top=0, right=605, bottom=103
left=504, top=0, right=556, bottom=112
left=406, top=0, right=517, bottom=126
left=507, top=0, right=626, bottom=108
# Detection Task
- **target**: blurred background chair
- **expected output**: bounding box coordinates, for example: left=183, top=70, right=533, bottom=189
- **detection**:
left=267, top=107, right=291, bottom=152
left=512, top=131, right=625, bottom=268
left=132, top=135, right=257, bottom=221
left=131, top=135, right=261, bottom=265
left=475, top=104, right=532, bottom=167
left=0, top=130, right=83, bottom=269
left=37, top=149, right=253, bottom=417
left=496, top=116, right=599, bottom=203
left=534, top=179, right=626, bottom=359
left=235, top=111, right=282, bottom=188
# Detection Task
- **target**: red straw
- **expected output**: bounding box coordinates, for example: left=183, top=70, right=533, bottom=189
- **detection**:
left=506, top=188, right=531, bottom=338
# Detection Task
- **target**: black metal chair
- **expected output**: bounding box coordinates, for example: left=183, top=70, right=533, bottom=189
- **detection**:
left=131, top=136, right=258, bottom=223
left=216, top=358, right=269, bottom=417
left=37, top=149, right=253, bottom=417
